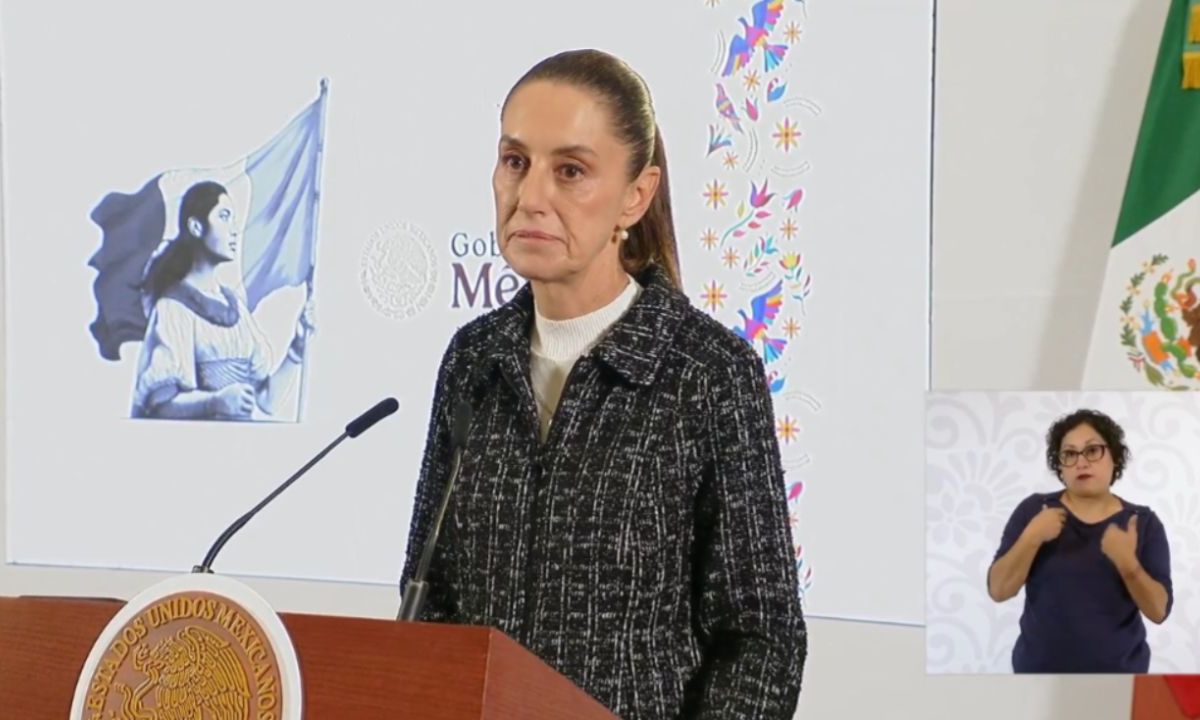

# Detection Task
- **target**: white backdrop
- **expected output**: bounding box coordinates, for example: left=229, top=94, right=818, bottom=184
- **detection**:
left=2, top=0, right=930, bottom=625
left=925, top=391, right=1200, bottom=673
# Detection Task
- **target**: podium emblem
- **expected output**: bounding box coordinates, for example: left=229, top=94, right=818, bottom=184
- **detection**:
left=70, top=574, right=302, bottom=720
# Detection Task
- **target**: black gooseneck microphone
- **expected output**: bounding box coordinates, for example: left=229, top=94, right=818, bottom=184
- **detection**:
left=193, top=397, right=400, bottom=574
left=398, top=398, right=473, bottom=621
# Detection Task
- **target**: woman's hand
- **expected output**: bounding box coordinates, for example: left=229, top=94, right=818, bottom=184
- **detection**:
left=289, top=298, right=316, bottom=359
left=211, top=383, right=255, bottom=419
left=1022, top=504, right=1067, bottom=544
left=1101, top=515, right=1139, bottom=574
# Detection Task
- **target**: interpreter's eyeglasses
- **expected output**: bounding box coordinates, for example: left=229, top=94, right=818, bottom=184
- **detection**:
left=1058, top=444, right=1107, bottom=467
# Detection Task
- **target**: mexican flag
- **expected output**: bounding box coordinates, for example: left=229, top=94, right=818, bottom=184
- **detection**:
left=1084, top=0, right=1200, bottom=390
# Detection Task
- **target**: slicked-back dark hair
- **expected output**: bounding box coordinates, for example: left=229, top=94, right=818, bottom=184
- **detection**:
left=141, top=180, right=227, bottom=301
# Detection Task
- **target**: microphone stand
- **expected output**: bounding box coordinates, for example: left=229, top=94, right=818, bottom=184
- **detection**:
left=398, top=400, right=472, bottom=621
left=397, top=446, right=463, bottom=621
left=194, top=433, right=349, bottom=574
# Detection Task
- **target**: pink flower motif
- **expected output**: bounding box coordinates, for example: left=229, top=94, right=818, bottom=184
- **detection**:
left=787, top=480, right=804, bottom=501
left=785, top=188, right=805, bottom=211
left=749, top=179, right=775, bottom=209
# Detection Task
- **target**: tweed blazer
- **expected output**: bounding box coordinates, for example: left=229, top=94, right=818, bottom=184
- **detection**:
left=401, top=264, right=806, bottom=719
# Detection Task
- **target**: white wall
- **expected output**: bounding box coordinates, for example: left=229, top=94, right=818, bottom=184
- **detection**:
left=2, top=0, right=1170, bottom=715
left=933, top=0, right=1166, bottom=391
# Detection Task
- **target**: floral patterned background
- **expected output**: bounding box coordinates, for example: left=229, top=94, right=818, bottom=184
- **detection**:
left=926, top=391, right=1200, bottom=673
left=695, top=0, right=819, bottom=608
left=689, top=0, right=931, bottom=626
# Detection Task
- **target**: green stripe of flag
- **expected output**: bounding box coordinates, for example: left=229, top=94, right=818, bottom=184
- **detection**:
left=1114, top=0, right=1200, bottom=246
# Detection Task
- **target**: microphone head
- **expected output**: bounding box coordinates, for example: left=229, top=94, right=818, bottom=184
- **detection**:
left=346, top=397, right=399, bottom=438
left=451, top=400, right=473, bottom=449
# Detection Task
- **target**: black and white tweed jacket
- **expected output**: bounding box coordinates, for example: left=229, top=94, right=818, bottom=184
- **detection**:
left=401, top=264, right=806, bottom=719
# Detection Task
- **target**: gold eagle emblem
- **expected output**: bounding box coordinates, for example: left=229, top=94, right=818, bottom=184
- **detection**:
left=111, top=625, right=250, bottom=720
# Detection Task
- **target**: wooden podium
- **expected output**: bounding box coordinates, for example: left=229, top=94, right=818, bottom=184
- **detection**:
left=0, top=595, right=616, bottom=719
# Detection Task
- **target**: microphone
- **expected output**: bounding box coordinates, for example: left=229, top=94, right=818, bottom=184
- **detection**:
left=398, top=398, right=473, bottom=621
left=346, top=397, right=399, bottom=438
left=192, top=397, right=400, bottom=574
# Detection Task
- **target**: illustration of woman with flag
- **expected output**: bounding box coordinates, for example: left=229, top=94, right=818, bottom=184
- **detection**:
left=87, top=85, right=327, bottom=420
left=130, top=180, right=314, bottom=420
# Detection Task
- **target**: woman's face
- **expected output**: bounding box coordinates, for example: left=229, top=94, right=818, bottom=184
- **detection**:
left=200, top=194, right=239, bottom=263
left=1058, top=423, right=1115, bottom=497
left=493, top=80, right=658, bottom=285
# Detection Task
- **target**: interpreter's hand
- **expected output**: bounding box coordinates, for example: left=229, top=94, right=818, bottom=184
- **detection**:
left=1023, top=505, right=1067, bottom=544
left=1101, top=514, right=1139, bottom=574
left=211, top=383, right=256, bottom=419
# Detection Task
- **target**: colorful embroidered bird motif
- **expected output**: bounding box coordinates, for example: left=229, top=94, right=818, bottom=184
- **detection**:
left=766, top=370, right=787, bottom=394
left=715, top=84, right=743, bottom=133
left=734, top=280, right=788, bottom=363
left=722, top=0, right=788, bottom=77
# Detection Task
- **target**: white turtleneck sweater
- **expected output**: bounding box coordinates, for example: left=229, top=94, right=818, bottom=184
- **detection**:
left=530, top=276, right=641, bottom=441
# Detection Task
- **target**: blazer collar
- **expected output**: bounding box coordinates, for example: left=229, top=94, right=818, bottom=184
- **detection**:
left=480, top=263, right=688, bottom=388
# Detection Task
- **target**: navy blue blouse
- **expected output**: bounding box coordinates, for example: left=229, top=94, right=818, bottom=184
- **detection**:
left=991, top=492, right=1173, bottom=673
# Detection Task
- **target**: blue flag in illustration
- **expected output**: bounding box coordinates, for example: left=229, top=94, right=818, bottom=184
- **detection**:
left=88, top=85, right=327, bottom=361
left=241, top=94, right=323, bottom=312
left=87, top=176, right=169, bottom=360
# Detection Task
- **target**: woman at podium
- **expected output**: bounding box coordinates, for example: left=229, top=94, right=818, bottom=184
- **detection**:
left=402, top=50, right=806, bottom=719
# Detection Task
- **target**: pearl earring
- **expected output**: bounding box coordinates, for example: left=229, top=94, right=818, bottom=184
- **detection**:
left=618, top=228, right=629, bottom=241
